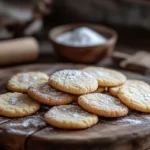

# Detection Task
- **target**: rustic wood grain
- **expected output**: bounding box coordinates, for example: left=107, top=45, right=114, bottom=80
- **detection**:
left=0, top=114, right=46, bottom=150
left=27, top=112, right=150, bottom=150
left=0, top=64, right=150, bottom=150
left=0, top=63, right=85, bottom=150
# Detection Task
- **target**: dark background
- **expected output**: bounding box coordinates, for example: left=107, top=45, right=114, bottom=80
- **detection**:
left=0, top=0, right=150, bottom=67
left=0, top=1, right=150, bottom=149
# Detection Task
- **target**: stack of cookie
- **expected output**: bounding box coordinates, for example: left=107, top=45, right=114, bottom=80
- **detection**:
left=0, top=67, right=150, bottom=130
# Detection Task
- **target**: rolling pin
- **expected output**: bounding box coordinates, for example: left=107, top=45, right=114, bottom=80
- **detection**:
left=0, top=37, right=39, bottom=65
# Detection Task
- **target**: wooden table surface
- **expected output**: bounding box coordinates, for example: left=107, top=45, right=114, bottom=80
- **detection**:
left=0, top=29, right=150, bottom=150
left=0, top=64, right=150, bottom=150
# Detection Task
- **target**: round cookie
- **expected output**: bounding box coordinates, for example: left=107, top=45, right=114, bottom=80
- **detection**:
left=82, top=67, right=126, bottom=87
left=48, top=70, right=98, bottom=95
left=28, top=82, right=75, bottom=105
left=0, top=92, right=40, bottom=117
left=7, top=72, right=49, bottom=93
left=94, top=87, right=105, bottom=93
left=109, top=80, right=150, bottom=97
left=118, top=84, right=150, bottom=113
left=78, top=93, right=129, bottom=117
left=44, top=105, right=98, bottom=129
left=108, top=86, right=120, bottom=97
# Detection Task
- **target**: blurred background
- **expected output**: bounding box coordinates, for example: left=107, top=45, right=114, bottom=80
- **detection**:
left=0, top=0, right=150, bottom=74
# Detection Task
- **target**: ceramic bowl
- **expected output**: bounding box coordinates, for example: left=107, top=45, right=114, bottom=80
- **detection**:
left=49, top=23, right=118, bottom=63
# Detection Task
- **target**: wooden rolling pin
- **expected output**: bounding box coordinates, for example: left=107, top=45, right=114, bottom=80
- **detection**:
left=0, top=37, right=39, bottom=65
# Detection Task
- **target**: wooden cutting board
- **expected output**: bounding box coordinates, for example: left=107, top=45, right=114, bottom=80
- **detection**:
left=0, top=63, right=150, bottom=150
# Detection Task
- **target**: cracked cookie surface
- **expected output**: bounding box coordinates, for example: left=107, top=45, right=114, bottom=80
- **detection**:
left=0, top=92, right=40, bottom=117
left=7, top=72, right=49, bottom=93
left=48, top=70, right=98, bottom=95
left=44, top=105, right=98, bottom=129
left=78, top=93, right=129, bottom=117
left=82, top=67, right=126, bottom=87
left=28, top=82, right=75, bottom=105
left=109, top=80, right=149, bottom=97
left=118, top=85, right=150, bottom=113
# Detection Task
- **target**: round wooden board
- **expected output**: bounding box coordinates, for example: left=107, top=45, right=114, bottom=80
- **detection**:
left=0, top=63, right=150, bottom=150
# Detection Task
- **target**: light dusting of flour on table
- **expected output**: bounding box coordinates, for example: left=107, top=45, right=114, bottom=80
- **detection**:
left=7, top=117, right=46, bottom=134
left=56, top=27, right=107, bottom=47
left=116, top=118, right=142, bottom=125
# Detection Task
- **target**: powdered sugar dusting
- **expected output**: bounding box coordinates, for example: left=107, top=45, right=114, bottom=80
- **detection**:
left=9, top=97, right=18, bottom=105
left=38, top=83, right=68, bottom=99
left=41, top=84, right=56, bottom=93
left=42, top=84, right=62, bottom=95
left=22, top=73, right=29, bottom=82
left=48, top=105, right=90, bottom=118
left=96, top=71, right=109, bottom=77
left=50, top=69, right=98, bottom=94
left=50, top=108, right=57, bottom=115
left=72, top=112, right=79, bottom=118
left=32, top=76, right=38, bottom=80
left=95, top=94, right=122, bottom=106
left=22, top=74, right=38, bottom=82
left=20, top=72, right=47, bottom=83
left=57, top=70, right=94, bottom=80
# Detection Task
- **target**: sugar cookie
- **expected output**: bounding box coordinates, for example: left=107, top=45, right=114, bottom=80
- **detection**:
left=44, top=105, right=98, bottom=129
left=7, top=72, right=49, bottom=93
left=82, top=67, right=126, bottom=87
left=48, top=70, right=98, bottom=95
left=78, top=93, right=128, bottom=117
left=109, top=80, right=149, bottom=97
left=118, top=85, right=150, bottom=113
left=108, top=86, right=120, bottom=97
left=28, top=82, right=75, bottom=105
left=0, top=92, right=40, bottom=117
left=94, top=87, right=105, bottom=93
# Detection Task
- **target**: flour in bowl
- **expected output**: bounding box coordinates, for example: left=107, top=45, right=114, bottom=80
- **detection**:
left=56, top=27, right=107, bottom=47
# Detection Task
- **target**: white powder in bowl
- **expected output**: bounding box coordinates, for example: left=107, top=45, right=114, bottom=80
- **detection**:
left=56, top=27, right=107, bottom=47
